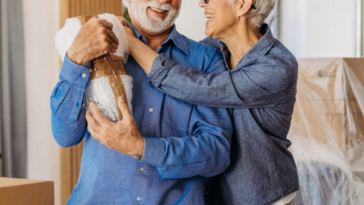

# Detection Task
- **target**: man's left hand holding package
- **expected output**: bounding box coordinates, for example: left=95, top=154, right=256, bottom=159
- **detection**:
left=51, top=11, right=233, bottom=204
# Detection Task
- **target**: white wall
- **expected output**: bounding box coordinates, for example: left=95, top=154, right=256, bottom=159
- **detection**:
left=23, top=1, right=61, bottom=205
left=279, top=0, right=357, bottom=58
left=175, top=0, right=357, bottom=58
left=175, top=0, right=206, bottom=41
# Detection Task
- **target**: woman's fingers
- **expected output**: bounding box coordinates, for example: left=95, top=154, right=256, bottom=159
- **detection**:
left=117, top=16, right=131, bottom=28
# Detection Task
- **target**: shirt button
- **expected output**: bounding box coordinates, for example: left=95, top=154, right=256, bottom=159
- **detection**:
left=88, top=69, right=92, bottom=73
left=140, top=167, right=144, bottom=172
left=82, top=73, right=86, bottom=78
left=136, top=197, right=141, bottom=201
left=83, top=103, right=85, bottom=107
left=149, top=108, right=153, bottom=113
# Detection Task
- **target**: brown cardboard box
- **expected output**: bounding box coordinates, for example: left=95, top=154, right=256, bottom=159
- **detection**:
left=292, top=58, right=364, bottom=150
left=0, top=177, right=54, bottom=205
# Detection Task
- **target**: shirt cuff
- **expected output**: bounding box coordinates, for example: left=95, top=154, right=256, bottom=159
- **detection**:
left=140, top=137, right=166, bottom=168
left=60, top=54, right=91, bottom=87
left=147, top=54, right=176, bottom=87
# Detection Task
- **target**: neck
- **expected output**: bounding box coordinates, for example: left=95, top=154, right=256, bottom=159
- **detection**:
left=219, top=20, right=263, bottom=69
left=132, top=21, right=173, bottom=52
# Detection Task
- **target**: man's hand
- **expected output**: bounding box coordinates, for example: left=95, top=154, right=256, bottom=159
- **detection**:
left=85, top=97, right=145, bottom=159
left=68, top=17, right=119, bottom=65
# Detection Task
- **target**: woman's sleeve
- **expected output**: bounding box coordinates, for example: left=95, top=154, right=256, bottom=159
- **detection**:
left=147, top=54, right=296, bottom=109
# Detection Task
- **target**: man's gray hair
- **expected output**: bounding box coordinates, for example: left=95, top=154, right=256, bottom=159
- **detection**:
left=230, top=0, right=277, bottom=28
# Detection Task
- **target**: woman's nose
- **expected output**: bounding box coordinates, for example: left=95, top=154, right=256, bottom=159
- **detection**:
left=199, top=0, right=206, bottom=8
left=158, top=0, right=169, bottom=4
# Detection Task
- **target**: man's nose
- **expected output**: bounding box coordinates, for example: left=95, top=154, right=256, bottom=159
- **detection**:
left=157, top=0, right=170, bottom=4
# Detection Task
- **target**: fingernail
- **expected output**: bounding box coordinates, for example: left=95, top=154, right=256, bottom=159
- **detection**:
left=119, top=96, right=124, bottom=103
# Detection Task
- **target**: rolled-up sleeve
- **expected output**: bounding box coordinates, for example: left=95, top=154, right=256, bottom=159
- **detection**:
left=148, top=54, right=296, bottom=109
left=50, top=55, right=91, bottom=148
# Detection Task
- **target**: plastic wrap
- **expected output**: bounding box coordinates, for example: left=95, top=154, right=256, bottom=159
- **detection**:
left=55, top=14, right=132, bottom=122
left=288, top=58, right=364, bottom=205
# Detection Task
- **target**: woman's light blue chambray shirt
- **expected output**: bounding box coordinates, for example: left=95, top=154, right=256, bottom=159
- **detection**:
left=147, top=24, right=300, bottom=205
left=50, top=25, right=233, bottom=204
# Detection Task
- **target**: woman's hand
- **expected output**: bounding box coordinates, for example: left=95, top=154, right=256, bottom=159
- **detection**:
left=116, top=16, right=138, bottom=52
left=116, top=16, right=158, bottom=74
left=116, top=16, right=134, bottom=38
left=123, top=26, right=136, bottom=42
left=116, top=16, right=131, bottom=28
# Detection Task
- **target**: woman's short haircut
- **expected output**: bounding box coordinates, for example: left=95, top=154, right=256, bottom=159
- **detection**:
left=230, top=0, right=277, bottom=28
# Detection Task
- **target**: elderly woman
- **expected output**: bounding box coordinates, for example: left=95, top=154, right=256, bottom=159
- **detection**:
left=123, top=0, right=298, bottom=204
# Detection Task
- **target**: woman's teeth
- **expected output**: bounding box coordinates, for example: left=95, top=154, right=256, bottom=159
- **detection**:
left=150, top=7, right=166, bottom=13
left=205, top=14, right=215, bottom=22
left=205, top=14, right=215, bottom=18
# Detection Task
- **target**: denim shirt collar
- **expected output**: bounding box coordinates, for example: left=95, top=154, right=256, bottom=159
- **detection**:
left=220, top=23, right=275, bottom=68
left=131, top=24, right=190, bottom=55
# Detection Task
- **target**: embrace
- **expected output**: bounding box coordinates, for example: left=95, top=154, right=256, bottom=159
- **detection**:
left=51, top=0, right=299, bottom=204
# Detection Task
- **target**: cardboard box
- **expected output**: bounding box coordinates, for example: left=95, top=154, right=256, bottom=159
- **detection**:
left=0, top=177, right=54, bottom=205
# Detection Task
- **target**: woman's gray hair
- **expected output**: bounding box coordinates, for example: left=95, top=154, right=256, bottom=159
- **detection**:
left=230, top=0, right=277, bottom=28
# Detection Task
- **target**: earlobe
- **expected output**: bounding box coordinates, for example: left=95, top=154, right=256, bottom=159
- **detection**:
left=236, top=0, right=252, bottom=17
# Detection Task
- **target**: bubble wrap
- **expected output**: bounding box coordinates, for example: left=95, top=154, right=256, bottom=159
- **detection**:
left=98, top=13, right=129, bottom=63
left=55, top=18, right=82, bottom=62
left=85, top=75, right=133, bottom=122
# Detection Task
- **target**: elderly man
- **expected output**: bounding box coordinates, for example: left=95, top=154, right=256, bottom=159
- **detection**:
left=50, top=0, right=233, bottom=204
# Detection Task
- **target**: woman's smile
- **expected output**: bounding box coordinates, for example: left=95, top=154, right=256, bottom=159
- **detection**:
left=205, top=13, right=215, bottom=24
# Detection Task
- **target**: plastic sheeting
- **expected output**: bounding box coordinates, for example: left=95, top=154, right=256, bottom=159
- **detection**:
left=288, top=58, right=364, bottom=205
left=55, top=14, right=132, bottom=122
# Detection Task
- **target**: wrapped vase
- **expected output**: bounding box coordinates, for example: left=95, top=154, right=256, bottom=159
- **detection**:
left=55, top=13, right=132, bottom=122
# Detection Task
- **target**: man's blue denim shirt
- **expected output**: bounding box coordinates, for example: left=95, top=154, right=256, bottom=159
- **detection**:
left=147, top=24, right=300, bottom=205
left=50, top=25, right=233, bottom=204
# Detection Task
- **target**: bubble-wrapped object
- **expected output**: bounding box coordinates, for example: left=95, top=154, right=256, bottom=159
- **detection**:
left=55, top=14, right=132, bottom=122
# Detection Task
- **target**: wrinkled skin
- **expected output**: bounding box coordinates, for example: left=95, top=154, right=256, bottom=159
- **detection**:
left=86, top=97, right=145, bottom=159
left=68, top=17, right=119, bottom=65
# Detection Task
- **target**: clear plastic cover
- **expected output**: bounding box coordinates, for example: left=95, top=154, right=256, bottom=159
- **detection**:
left=288, top=58, right=364, bottom=205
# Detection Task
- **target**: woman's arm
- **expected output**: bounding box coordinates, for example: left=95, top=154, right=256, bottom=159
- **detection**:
left=124, top=26, right=158, bottom=74
left=124, top=26, right=296, bottom=109
left=147, top=54, right=297, bottom=109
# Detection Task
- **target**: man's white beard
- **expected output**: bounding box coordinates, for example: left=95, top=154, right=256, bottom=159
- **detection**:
left=128, top=0, right=180, bottom=33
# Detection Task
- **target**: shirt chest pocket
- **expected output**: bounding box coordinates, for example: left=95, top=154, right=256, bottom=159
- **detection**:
left=161, top=96, right=193, bottom=138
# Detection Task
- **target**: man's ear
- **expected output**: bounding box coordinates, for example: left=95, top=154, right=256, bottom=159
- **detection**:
left=235, top=0, right=253, bottom=17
